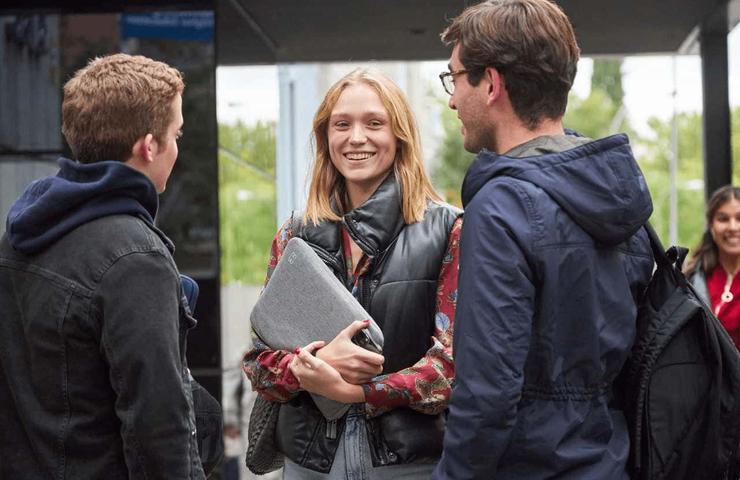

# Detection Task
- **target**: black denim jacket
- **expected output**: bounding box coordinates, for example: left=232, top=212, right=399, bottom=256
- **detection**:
left=0, top=214, right=206, bottom=479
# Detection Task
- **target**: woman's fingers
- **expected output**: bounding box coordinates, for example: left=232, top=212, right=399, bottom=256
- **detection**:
left=292, top=336, right=383, bottom=387
left=355, top=349, right=385, bottom=366
left=290, top=342, right=322, bottom=374
left=297, top=348, right=324, bottom=370
left=290, top=341, right=320, bottom=373
left=302, top=340, right=326, bottom=355
left=341, top=319, right=372, bottom=339
left=349, top=360, right=383, bottom=376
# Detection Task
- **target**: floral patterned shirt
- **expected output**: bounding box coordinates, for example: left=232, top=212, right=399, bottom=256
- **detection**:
left=243, top=215, right=462, bottom=418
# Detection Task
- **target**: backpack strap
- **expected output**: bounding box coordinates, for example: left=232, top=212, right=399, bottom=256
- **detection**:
left=644, top=222, right=666, bottom=262
left=644, top=222, right=690, bottom=273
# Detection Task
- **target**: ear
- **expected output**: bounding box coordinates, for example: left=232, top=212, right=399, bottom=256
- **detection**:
left=131, top=133, right=157, bottom=164
left=483, top=67, right=504, bottom=106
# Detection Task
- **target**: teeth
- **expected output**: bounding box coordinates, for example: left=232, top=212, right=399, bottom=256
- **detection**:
left=345, top=152, right=374, bottom=160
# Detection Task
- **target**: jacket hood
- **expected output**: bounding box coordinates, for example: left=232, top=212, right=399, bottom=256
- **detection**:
left=461, top=134, right=653, bottom=245
left=6, top=157, right=158, bottom=254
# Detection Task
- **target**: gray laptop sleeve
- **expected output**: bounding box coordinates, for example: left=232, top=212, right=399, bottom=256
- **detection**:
left=250, top=237, right=384, bottom=420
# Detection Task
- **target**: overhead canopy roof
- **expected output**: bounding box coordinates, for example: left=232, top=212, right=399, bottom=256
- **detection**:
left=1, top=0, right=735, bottom=64
left=217, top=0, right=734, bottom=64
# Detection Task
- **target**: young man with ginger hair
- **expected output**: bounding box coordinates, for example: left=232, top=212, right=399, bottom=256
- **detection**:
left=0, top=54, right=209, bottom=479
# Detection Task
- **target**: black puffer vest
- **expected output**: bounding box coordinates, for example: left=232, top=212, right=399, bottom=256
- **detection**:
left=275, top=174, right=461, bottom=472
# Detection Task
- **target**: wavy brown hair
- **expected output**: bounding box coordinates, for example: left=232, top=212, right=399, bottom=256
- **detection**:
left=441, top=0, right=580, bottom=129
left=303, top=68, right=442, bottom=226
left=62, top=53, right=184, bottom=164
left=684, top=185, right=740, bottom=276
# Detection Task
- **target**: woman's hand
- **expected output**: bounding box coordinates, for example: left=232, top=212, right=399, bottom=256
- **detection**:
left=290, top=341, right=365, bottom=403
left=315, top=320, right=385, bottom=384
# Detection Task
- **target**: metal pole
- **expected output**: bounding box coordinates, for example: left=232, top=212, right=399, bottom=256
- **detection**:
left=700, top=4, right=731, bottom=199
left=669, top=56, right=679, bottom=246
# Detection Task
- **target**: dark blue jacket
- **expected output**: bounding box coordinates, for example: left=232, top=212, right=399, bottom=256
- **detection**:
left=435, top=135, right=654, bottom=479
left=0, top=158, right=206, bottom=479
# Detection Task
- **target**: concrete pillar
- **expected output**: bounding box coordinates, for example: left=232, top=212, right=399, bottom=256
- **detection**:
left=276, top=64, right=321, bottom=224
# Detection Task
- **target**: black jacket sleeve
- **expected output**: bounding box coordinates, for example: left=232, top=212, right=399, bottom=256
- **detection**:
left=97, top=251, right=205, bottom=479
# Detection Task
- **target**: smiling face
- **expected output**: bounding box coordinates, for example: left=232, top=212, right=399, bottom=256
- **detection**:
left=328, top=82, right=397, bottom=207
left=711, top=197, right=740, bottom=259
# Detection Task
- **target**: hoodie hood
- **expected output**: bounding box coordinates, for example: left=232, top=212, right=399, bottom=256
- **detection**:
left=461, top=134, right=653, bottom=245
left=6, top=157, right=159, bottom=254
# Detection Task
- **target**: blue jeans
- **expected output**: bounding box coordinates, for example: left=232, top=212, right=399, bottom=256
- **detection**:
left=283, top=407, right=436, bottom=480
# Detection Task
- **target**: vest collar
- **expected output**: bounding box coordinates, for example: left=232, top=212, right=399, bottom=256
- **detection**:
left=341, top=172, right=406, bottom=257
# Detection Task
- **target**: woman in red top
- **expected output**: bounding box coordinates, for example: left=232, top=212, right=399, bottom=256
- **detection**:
left=685, top=185, right=740, bottom=348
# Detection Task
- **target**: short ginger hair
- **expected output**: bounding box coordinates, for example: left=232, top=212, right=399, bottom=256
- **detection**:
left=61, top=53, right=184, bottom=163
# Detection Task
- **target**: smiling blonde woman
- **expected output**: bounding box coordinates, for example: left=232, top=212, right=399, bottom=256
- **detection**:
left=243, top=68, right=463, bottom=479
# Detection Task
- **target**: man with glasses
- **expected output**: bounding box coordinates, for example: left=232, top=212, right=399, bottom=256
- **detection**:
left=433, top=1, right=654, bottom=479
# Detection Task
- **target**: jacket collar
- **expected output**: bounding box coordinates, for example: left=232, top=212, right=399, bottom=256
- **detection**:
left=340, top=172, right=406, bottom=257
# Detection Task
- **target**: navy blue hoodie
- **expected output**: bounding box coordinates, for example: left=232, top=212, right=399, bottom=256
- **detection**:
left=6, top=157, right=158, bottom=254
left=436, top=134, right=655, bottom=480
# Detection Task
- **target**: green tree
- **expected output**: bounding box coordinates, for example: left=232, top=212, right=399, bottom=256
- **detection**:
left=219, top=121, right=277, bottom=285
left=636, top=106, right=740, bottom=251
left=433, top=59, right=630, bottom=204
left=563, top=59, right=629, bottom=139
left=432, top=101, right=475, bottom=206
left=591, top=59, right=624, bottom=105
left=563, top=87, right=622, bottom=139
left=636, top=112, right=704, bottom=249
left=428, top=59, right=740, bottom=254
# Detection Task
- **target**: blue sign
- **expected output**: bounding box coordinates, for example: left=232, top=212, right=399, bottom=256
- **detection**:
left=121, top=12, right=214, bottom=42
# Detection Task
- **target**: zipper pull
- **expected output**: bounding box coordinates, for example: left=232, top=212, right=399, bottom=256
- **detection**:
left=326, top=419, right=338, bottom=439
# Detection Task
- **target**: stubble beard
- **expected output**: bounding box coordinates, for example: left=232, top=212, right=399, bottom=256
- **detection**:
left=463, top=125, right=496, bottom=154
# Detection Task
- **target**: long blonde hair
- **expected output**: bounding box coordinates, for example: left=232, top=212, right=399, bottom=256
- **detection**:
left=303, top=68, right=441, bottom=225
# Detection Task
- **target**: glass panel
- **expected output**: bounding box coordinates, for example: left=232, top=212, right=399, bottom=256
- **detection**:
left=0, top=9, right=221, bottom=389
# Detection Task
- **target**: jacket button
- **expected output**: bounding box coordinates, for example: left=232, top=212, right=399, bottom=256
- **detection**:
left=387, top=452, right=397, bottom=461
left=321, top=459, right=329, bottom=468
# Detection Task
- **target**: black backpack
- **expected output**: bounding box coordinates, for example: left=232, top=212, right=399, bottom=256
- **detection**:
left=619, top=224, right=740, bottom=479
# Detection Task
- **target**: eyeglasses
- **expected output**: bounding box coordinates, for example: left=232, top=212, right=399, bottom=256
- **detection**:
left=439, top=69, right=469, bottom=95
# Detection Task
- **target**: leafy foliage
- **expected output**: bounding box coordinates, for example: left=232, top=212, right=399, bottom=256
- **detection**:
left=432, top=100, right=475, bottom=206
left=432, top=60, right=629, bottom=206
left=563, top=88, right=623, bottom=138
left=429, top=58, right=740, bottom=253
left=640, top=107, right=740, bottom=250
left=638, top=112, right=705, bottom=249
left=219, top=121, right=277, bottom=285
left=591, top=59, right=624, bottom=105
left=563, top=59, right=630, bottom=139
